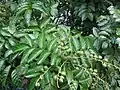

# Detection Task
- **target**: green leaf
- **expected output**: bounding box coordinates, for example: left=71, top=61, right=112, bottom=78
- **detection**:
left=78, top=9, right=86, bottom=16
left=51, top=53, right=58, bottom=66
left=117, top=80, right=120, bottom=86
left=85, top=36, right=95, bottom=49
left=0, top=60, right=5, bottom=70
left=93, top=27, right=99, bottom=37
left=88, top=13, right=93, bottom=21
left=102, top=41, right=108, bottom=49
left=15, top=2, right=29, bottom=16
left=51, top=3, right=58, bottom=17
left=94, top=39, right=101, bottom=50
left=13, top=31, right=26, bottom=38
left=48, top=38, right=57, bottom=51
left=68, top=38, right=74, bottom=52
left=11, top=69, right=22, bottom=86
left=0, top=42, right=4, bottom=49
left=1, top=30, right=11, bottom=37
left=21, top=48, right=35, bottom=64
left=75, top=68, right=84, bottom=78
left=8, top=38, right=16, bottom=46
left=16, top=65, right=28, bottom=75
left=26, top=65, right=44, bottom=75
left=28, top=77, right=39, bottom=90
left=79, top=77, right=90, bottom=84
left=45, top=71, right=51, bottom=83
left=25, top=9, right=32, bottom=26
left=3, top=65, right=11, bottom=86
left=98, top=20, right=108, bottom=26
left=38, top=32, right=45, bottom=49
left=79, top=36, right=86, bottom=50
left=37, top=51, right=50, bottom=64
left=25, top=35, right=33, bottom=47
left=32, top=2, right=47, bottom=15
left=4, top=49, right=13, bottom=57
left=66, top=69, right=73, bottom=84
left=72, top=36, right=80, bottom=51
left=56, top=57, right=61, bottom=66
left=40, top=18, right=50, bottom=28
left=25, top=73, right=40, bottom=78
left=28, top=49, right=43, bottom=63
left=45, top=27, right=57, bottom=33
left=99, top=31, right=110, bottom=37
left=82, top=13, right=87, bottom=21
left=13, top=43, right=29, bottom=53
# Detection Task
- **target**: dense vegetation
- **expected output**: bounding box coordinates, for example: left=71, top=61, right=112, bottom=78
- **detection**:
left=0, top=0, right=120, bottom=90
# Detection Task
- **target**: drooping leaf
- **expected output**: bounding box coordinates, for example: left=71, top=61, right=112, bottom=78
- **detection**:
left=0, top=30, right=11, bottom=37
left=38, top=32, right=45, bottom=49
left=26, top=65, right=44, bottom=75
left=28, top=77, right=39, bottom=90
left=72, top=36, right=80, bottom=51
left=2, top=65, right=11, bottom=86
left=13, top=31, right=26, bottom=38
left=37, top=51, right=50, bottom=64
left=51, top=53, right=58, bottom=66
left=32, top=1, right=47, bottom=15
left=68, top=38, right=74, bottom=52
left=25, top=9, right=32, bottom=26
left=8, top=38, right=16, bottom=46
left=102, top=41, right=109, bottom=49
left=25, top=73, right=40, bottom=78
left=75, top=68, right=84, bottom=78
left=13, top=43, right=29, bottom=53
left=66, top=69, right=73, bottom=84
left=79, top=36, right=86, bottom=50
left=25, top=35, right=33, bottom=47
left=28, top=49, right=43, bottom=63
left=4, top=49, right=13, bottom=57
left=21, top=48, right=35, bottom=64
left=40, top=18, right=50, bottom=28
left=48, top=38, right=57, bottom=51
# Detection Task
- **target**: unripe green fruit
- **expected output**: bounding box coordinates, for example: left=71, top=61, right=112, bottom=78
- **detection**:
left=35, top=82, right=40, bottom=86
left=58, top=45, right=62, bottom=49
left=41, top=68, right=44, bottom=72
left=89, top=68, right=93, bottom=72
left=104, top=58, right=108, bottom=61
left=66, top=49, right=71, bottom=53
left=64, top=46, right=69, bottom=49
left=93, top=69, right=97, bottom=73
left=77, top=51, right=84, bottom=55
left=98, top=56, right=102, bottom=59
left=61, top=71, right=66, bottom=76
left=89, top=54, right=93, bottom=58
left=73, top=81, right=78, bottom=86
left=59, top=78, right=63, bottom=83
left=93, top=55, right=98, bottom=58
left=61, top=47, right=66, bottom=50
left=61, top=38, right=65, bottom=41
left=53, top=75, right=57, bottom=80
left=103, top=63, right=107, bottom=67
left=44, top=66, right=48, bottom=70
left=75, top=67, right=79, bottom=70
left=60, top=75, right=64, bottom=79
left=73, top=60, right=77, bottom=64
left=60, top=42, right=64, bottom=46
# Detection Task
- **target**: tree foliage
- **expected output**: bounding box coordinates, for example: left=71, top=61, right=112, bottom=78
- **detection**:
left=0, top=0, right=120, bottom=90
